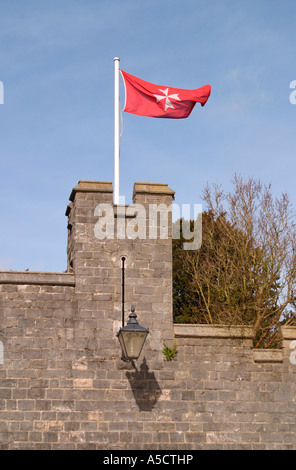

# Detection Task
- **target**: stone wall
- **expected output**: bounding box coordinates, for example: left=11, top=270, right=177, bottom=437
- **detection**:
left=0, top=181, right=296, bottom=450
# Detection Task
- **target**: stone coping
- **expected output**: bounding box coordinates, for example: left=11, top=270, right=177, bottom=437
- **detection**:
left=174, top=324, right=296, bottom=340
left=69, top=181, right=175, bottom=204
left=69, top=180, right=113, bottom=201
left=0, top=271, right=75, bottom=286
left=133, top=182, right=175, bottom=198
left=174, top=323, right=255, bottom=339
left=253, top=349, right=283, bottom=363
left=281, top=326, right=296, bottom=340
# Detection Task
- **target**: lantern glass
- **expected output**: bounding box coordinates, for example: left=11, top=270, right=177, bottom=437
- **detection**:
left=117, top=306, right=149, bottom=361
left=118, top=330, right=148, bottom=360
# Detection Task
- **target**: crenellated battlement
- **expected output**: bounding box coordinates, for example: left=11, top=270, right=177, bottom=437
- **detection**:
left=0, top=181, right=296, bottom=450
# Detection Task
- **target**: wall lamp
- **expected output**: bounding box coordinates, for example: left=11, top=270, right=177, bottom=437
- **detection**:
left=117, top=305, right=149, bottom=361
left=117, top=257, right=149, bottom=361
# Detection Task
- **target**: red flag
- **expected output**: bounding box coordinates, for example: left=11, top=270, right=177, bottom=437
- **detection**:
left=121, top=70, right=211, bottom=119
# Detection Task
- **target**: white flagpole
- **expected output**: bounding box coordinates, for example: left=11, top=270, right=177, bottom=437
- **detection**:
left=114, top=57, right=120, bottom=205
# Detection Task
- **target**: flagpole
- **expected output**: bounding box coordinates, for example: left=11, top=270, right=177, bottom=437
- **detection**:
left=114, top=57, right=120, bottom=205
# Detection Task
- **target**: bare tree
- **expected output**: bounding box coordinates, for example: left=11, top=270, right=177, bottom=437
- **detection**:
left=174, top=175, right=296, bottom=348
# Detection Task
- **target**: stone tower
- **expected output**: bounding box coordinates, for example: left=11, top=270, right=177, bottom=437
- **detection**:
left=65, top=180, right=175, bottom=362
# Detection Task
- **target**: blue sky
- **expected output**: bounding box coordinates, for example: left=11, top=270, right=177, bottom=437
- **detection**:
left=0, top=0, right=295, bottom=272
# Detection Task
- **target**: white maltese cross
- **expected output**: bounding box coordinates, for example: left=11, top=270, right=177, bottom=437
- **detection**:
left=153, top=88, right=181, bottom=111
